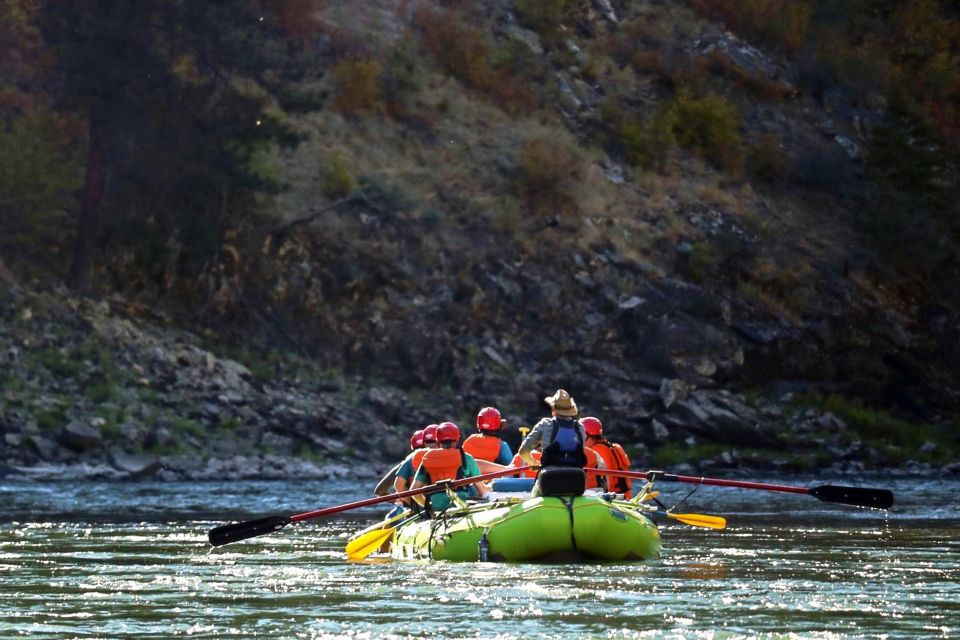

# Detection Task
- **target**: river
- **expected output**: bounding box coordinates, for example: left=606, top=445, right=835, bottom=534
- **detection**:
left=1, top=475, right=956, bottom=639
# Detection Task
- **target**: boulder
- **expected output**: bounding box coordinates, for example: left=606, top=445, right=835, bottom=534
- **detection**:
left=60, top=421, right=103, bottom=452
left=110, top=452, right=162, bottom=479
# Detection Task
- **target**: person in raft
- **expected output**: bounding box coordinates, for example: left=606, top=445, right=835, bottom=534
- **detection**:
left=411, top=422, right=488, bottom=512
left=517, top=389, right=589, bottom=496
left=462, top=406, right=514, bottom=465
left=393, top=424, right=439, bottom=508
left=581, top=416, right=632, bottom=498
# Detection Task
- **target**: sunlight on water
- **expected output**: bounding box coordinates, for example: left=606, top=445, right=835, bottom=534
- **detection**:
left=0, top=478, right=957, bottom=638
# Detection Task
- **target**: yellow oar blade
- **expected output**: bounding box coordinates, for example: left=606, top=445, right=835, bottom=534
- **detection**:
left=667, top=512, right=727, bottom=529
left=345, top=526, right=395, bottom=560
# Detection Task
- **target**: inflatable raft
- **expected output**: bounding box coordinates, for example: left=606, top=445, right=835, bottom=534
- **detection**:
left=353, top=476, right=662, bottom=562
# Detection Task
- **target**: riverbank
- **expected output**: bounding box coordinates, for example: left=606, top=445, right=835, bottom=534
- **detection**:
left=2, top=284, right=957, bottom=482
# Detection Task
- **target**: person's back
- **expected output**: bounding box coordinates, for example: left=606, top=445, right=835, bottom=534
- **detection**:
left=582, top=416, right=632, bottom=497
left=539, top=415, right=588, bottom=468
left=412, top=422, right=485, bottom=512
left=517, top=389, right=588, bottom=497
left=462, top=406, right=513, bottom=464
left=393, top=425, right=439, bottom=496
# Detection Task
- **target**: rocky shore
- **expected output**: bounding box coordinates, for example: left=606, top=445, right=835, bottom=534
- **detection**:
left=1, top=281, right=956, bottom=482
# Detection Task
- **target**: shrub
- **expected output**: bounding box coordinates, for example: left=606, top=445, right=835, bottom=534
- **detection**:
left=515, top=137, right=582, bottom=216
left=750, top=133, right=787, bottom=182
left=668, top=92, right=745, bottom=176
left=332, top=57, right=383, bottom=115
left=0, top=110, right=83, bottom=260
left=413, top=7, right=537, bottom=114
left=414, top=7, right=492, bottom=89
left=322, top=153, right=358, bottom=199
left=514, top=0, right=573, bottom=43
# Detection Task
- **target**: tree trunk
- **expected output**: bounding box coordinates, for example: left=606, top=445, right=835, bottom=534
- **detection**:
left=67, top=114, right=107, bottom=292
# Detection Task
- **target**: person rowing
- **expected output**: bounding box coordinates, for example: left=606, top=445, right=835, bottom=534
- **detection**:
left=392, top=424, right=439, bottom=509
left=517, top=388, right=589, bottom=497
left=462, top=406, right=514, bottom=465
left=410, top=422, right=488, bottom=512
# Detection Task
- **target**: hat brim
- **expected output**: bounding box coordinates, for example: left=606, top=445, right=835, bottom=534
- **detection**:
left=554, top=407, right=578, bottom=417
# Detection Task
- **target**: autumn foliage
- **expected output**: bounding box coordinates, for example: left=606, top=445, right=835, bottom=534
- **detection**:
left=685, top=0, right=960, bottom=151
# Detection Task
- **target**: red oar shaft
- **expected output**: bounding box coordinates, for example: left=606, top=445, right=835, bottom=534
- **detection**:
left=587, top=468, right=893, bottom=509
left=290, top=466, right=527, bottom=522
left=209, top=465, right=533, bottom=546
left=587, top=469, right=809, bottom=495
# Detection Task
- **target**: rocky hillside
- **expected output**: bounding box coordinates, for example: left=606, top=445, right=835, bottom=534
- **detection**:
left=1, top=1, right=958, bottom=479
left=1, top=269, right=956, bottom=480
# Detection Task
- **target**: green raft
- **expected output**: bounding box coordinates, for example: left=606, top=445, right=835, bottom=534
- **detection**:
left=387, top=493, right=661, bottom=562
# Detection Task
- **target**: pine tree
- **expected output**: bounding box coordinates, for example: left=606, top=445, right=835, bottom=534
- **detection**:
left=39, top=0, right=319, bottom=292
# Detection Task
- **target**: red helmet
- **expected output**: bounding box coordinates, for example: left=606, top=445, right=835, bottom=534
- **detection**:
left=580, top=416, right=603, bottom=436
left=410, top=429, right=425, bottom=449
left=436, top=421, right=461, bottom=443
left=422, top=424, right=440, bottom=444
left=476, top=406, right=502, bottom=432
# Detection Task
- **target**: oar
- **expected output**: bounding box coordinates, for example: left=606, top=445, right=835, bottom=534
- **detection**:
left=208, top=466, right=531, bottom=547
left=664, top=511, right=727, bottom=529
left=372, top=461, right=402, bottom=497
left=590, top=469, right=894, bottom=509
left=345, top=512, right=423, bottom=560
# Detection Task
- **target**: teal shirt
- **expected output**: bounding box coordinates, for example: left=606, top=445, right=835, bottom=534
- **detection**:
left=414, top=451, right=482, bottom=511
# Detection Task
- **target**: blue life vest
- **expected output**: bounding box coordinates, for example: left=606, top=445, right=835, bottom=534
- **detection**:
left=540, top=418, right=588, bottom=468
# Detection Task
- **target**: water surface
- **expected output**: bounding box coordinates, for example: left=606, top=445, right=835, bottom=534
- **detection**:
left=1, top=476, right=956, bottom=638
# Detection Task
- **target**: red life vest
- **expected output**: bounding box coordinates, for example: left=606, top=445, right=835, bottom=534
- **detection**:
left=586, top=436, right=632, bottom=496
left=462, top=433, right=502, bottom=462
left=510, top=451, right=540, bottom=478
left=419, top=447, right=465, bottom=483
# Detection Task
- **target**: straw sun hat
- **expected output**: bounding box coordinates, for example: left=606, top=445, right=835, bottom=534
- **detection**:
left=544, top=389, right=578, bottom=417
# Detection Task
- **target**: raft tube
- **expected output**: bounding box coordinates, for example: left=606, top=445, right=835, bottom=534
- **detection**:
left=389, top=495, right=661, bottom=562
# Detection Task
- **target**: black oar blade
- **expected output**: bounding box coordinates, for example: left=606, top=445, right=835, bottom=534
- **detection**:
left=809, top=485, right=894, bottom=510
left=208, top=515, right=292, bottom=547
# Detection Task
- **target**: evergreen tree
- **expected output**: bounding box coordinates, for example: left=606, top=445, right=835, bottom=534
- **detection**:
left=39, top=0, right=318, bottom=292
left=863, top=90, right=957, bottom=271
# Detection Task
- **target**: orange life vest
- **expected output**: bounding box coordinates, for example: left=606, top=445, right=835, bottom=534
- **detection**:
left=419, top=447, right=465, bottom=483
left=510, top=451, right=540, bottom=478
left=583, top=446, right=602, bottom=489
left=462, top=433, right=502, bottom=462
left=398, top=448, right=429, bottom=482
left=586, top=437, right=632, bottom=496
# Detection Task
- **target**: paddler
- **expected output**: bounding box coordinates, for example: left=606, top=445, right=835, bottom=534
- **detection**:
left=462, top=406, right=514, bottom=465
left=393, top=424, right=439, bottom=507
left=517, top=389, right=589, bottom=497
left=581, top=416, right=633, bottom=498
left=410, top=422, right=488, bottom=512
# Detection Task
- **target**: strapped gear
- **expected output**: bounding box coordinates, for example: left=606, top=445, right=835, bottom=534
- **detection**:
left=476, top=406, right=502, bottom=432
left=540, top=417, right=588, bottom=468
